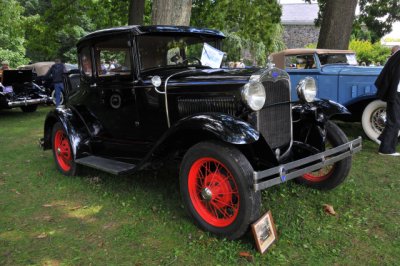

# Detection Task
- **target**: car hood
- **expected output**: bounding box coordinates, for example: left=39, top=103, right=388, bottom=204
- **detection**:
left=321, top=65, right=383, bottom=76
left=141, top=67, right=261, bottom=85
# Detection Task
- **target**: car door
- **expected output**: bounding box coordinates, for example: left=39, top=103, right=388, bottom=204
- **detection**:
left=78, top=35, right=150, bottom=157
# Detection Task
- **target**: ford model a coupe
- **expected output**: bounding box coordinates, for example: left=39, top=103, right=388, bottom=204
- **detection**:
left=41, top=26, right=361, bottom=239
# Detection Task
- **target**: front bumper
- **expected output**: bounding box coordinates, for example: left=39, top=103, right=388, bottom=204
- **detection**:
left=253, top=137, right=362, bottom=191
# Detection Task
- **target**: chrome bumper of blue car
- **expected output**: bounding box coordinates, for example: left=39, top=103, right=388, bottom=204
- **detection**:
left=253, top=137, right=362, bottom=191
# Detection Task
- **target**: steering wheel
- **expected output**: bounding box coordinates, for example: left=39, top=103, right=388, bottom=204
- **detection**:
left=181, top=57, right=202, bottom=66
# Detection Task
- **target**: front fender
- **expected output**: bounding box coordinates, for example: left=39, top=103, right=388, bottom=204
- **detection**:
left=292, top=99, right=349, bottom=150
left=165, top=113, right=260, bottom=145
left=293, top=99, right=350, bottom=119
left=141, top=113, right=280, bottom=170
left=43, top=106, right=91, bottom=159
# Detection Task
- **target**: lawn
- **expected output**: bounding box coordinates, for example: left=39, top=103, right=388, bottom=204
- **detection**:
left=0, top=106, right=399, bottom=265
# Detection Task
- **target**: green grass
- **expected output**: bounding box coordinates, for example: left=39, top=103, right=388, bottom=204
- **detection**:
left=0, top=106, right=399, bottom=265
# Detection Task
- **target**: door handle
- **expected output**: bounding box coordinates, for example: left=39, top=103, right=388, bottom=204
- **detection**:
left=90, top=83, right=97, bottom=88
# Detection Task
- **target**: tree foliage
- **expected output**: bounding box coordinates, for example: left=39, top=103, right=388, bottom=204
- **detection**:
left=0, top=0, right=29, bottom=67
left=191, top=0, right=283, bottom=65
left=349, top=39, right=390, bottom=65
left=4, top=0, right=284, bottom=64
left=358, top=0, right=400, bottom=42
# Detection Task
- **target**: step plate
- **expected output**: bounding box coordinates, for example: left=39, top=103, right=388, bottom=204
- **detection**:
left=75, top=156, right=136, bottom=175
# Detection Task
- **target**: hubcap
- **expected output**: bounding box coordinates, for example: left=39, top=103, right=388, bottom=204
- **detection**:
left=201, top=187, right=212, bottom=201
left=371, top=108, right=386, bottom=134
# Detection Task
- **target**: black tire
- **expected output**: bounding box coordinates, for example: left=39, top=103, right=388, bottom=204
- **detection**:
left=20, top=105, right=38, bottom=113
left=179, top=141, right=261, bottom=240
left=296, top=121, right=352, bottom=190
left=51, top=122, right=79, bottom=176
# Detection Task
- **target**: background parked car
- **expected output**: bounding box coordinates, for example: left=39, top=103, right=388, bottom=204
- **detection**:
left=18, top=62, right=78, bottom=105
left=0, top=69, right=51, bottom=112
left=272, top=49, right=385, bottom=143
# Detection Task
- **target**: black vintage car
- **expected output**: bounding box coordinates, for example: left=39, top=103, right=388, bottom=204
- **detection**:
left=18, top=62, right=78, bottom=105
left=41, top=26, right=361, bottom=239
left=0, top=69, right=51, bottom=112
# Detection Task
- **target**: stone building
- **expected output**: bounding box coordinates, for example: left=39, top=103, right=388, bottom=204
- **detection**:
left=281, top=3, right=320, bottom=49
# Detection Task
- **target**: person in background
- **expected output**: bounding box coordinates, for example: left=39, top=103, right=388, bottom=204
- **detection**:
left=375, top=45, right=400, bottom=156
left=44, top=59, right=66, bottom=107
left=0, top=60, right=11, bottom=83
left=237, top=58, right=245, bottom=68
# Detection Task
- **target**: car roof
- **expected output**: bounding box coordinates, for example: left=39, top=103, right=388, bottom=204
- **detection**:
left=271, top=49, right=355, bottom=69
left=77, top=25, right=225, bottom=46
left=18, top=62, right=55, bottom=76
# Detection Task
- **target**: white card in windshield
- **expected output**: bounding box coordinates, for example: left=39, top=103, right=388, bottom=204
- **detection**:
left=201, top=43, right=225, bottom=68
left=346, top=54, right=358, bottom=65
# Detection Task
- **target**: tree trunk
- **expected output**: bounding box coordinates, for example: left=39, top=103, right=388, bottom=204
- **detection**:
left=151, top=0, right=192, bottom=26
left=128, top=0, right=145, bottom=25
left=317, top=0, right=358, bottom=49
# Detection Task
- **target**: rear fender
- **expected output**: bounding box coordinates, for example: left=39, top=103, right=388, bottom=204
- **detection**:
left=43, top=107, right=91, bottom=159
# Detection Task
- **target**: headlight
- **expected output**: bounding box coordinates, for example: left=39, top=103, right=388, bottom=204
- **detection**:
left=242, top=81, right=266, bottom=111
left=151, top=75, right=162, bottom=88
left=296, top=77, right=317, bottom=103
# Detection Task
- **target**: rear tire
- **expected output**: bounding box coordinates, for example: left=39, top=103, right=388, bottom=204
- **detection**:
left=296, top=121, right=352, bottom=190
left=52, top=122, right=79, bottom=176
left=20, top=105, right=38, bottom=112
left=179, top=141, right=261, bottom=240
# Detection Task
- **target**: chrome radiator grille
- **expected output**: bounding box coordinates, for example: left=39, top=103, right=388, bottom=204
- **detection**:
left=257, top=79, right=291, bottom=149
left=178, top=97, right=236, bottom=117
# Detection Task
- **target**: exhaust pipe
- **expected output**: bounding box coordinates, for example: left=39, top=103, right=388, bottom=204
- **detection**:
left=7, top=97, right=50, bottom=107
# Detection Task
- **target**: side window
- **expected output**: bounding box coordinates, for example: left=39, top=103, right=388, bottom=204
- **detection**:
left=79, top=47, right=93, bottom=77
left=285, top=55, right=316, bottom=69
left=94, top=37, right=132, bottom=77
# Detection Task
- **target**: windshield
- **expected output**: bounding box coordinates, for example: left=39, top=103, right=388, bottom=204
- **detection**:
left=317, top=53, right=358, bottom=66
left=137, top=35, right=222, bottom=70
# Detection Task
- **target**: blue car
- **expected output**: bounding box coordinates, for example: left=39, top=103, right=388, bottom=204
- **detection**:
left=272, top=48, right=385, bottom=143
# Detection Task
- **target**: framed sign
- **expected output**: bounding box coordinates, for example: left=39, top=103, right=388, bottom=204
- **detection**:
left=251, top=210, right=277, bottom=254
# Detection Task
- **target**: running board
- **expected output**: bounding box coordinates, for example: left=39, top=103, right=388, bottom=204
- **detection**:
left=75, top=156, right=136, bottom=175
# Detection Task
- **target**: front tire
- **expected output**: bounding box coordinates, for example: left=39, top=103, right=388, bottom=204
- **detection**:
left=361, top=100, right=387, bottom=144
left=296, top=121, right=352, bottom=190
left=180, top=141, right=261, bottom=240
left=51, top=122, right=79, bottom=176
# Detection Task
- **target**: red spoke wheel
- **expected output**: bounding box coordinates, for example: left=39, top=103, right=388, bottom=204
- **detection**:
left=52, top=122, right=78, bottom=176
left=188, top=158, right=239, bottom=227
left=180, top=141, right=260, bottom=240
left=297, top=121, right=352, bottom=190
left=302, top=165, right=335, bottom=182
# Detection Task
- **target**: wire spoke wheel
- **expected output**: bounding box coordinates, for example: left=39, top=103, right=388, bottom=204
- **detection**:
left=54, top=129, right=72, bottom=171
left=297, top=121, right=352, bottom=190
left=51, top=122, right=78, bottom=176
left=302, top=139, right=334, bottom=182
left=370, top=107, right=386, bottom=135
left=188, top=158, right=239, bottom=227
left=180, top=141, right=260, bottom=239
